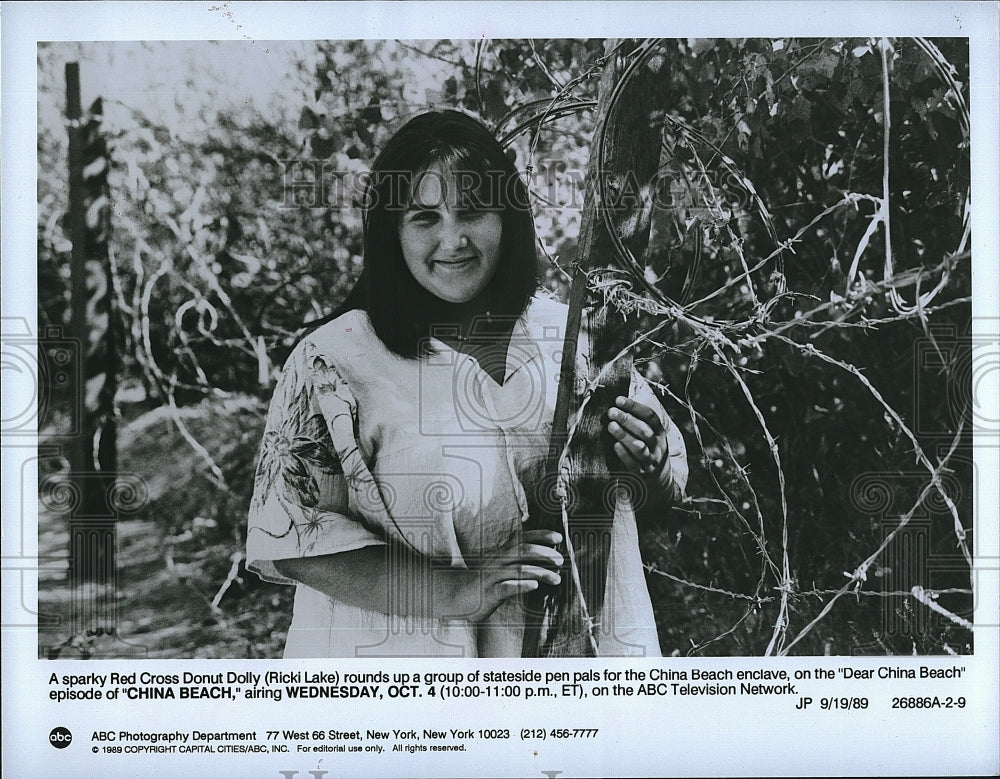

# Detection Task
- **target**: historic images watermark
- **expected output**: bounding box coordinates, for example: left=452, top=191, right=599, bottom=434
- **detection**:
left=276, top=159, right=755, bottom=215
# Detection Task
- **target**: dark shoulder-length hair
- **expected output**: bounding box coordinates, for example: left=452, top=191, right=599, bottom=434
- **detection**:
left=334, top=110, right=539, bottom=358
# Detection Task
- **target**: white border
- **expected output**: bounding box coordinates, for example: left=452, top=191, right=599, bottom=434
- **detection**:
left=3, top=3, right=998, bottom=777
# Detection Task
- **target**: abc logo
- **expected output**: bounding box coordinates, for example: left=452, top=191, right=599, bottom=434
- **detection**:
left=49, top=727, right=72, bottom=749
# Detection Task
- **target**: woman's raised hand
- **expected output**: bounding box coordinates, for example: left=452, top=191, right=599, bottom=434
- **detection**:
left=607, top=396, right=668, bottom=477
left=441, top=530, right=563, bottom=622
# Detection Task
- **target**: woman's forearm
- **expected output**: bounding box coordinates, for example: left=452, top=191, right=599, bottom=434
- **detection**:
left=273, top=546, right=469, bottom=620
left=273, top=530, right=563, bottom=623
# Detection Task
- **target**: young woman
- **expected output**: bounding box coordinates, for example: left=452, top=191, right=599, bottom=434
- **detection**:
left=246, top=110, right=687, bottom=657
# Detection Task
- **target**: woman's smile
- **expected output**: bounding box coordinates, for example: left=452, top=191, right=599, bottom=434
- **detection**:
left=435, top=255, right=476, bottom=267
left=431, top=255, right=482, bottom=275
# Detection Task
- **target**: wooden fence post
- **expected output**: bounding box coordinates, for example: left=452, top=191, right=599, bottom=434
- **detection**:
left=522, top=40, right=673, bottom=656
left=63, top=62, right=120, bottom=644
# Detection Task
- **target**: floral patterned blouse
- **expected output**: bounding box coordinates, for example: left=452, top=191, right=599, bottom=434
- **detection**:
left=247, top=294, right=685, bottom=657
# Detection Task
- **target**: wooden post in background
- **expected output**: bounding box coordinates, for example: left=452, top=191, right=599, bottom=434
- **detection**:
left=66, top=63, right=88, bottom=481
left=63, top=62, right=120, bottom=643
left=522, top=40, right=672, bottom=657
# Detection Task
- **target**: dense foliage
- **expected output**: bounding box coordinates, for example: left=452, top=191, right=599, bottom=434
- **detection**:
left=37, top=38, right=972, bottom=657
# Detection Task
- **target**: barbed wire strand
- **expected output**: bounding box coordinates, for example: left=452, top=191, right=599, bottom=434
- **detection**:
left=778, top=423, right=964, bottom=654
left=661, top=367, right=781, bottom=590
left=769, top=334, right=971, bottom=567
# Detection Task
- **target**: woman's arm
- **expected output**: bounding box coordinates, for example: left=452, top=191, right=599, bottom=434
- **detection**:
left=273, top=529, right=564, bottom=623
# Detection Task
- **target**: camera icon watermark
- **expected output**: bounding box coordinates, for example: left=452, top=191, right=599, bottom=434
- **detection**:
left=849, top=467, right=977, bottom=649
left=1, top=320, right=82, bottom=438
left=523, top=466, right=656, bottom=656
left=417, top=316, right=564, bottom=437
left=36, top=469, right=150, bottom=657
left=350, top=465, right=484, bottom=658
left=913, top=322, right=998, bottom=439
left=348, top=454, right=656, bottom=657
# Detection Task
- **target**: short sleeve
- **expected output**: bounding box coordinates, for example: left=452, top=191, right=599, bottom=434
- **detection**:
left=246, top=341, right=385, bottom=585
left=629, top=369, right=689, bottom=502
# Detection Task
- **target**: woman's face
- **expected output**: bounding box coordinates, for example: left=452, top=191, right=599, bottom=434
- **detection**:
left=398, top=164, right=502, bottom=305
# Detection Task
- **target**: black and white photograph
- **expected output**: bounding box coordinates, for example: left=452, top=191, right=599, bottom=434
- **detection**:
left=4, top=2, right=999, bottom=777
left=31, top=34, right=978, bottom=659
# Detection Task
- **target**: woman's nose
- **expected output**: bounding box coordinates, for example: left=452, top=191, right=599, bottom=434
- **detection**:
left=439, top=214, right=469, bottom=251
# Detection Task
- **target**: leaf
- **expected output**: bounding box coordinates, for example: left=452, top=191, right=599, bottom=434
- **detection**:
left=296, top=413, right=328, bottom=441
left=283, top=461, right=320, bottom=508
left=362, top=96, right=382, bottom=125
left=298, top=106, right=319, bottom=130
left=291, top=415, right=343, bottom=473
left=298, top=475, right=322, bottom=508
left=309, top=132, right=336, bottom=159
left=813, top=51, right=840, bottom=79
left=790, top=95, right=812, bottom=122
left=799, top=49, right=840, bottom=88
left=283, top=454, right=311, bottom=483
left=689, top=38, right=716, bottom=56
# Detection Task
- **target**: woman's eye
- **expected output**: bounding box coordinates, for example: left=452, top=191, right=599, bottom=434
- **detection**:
left=409, top=211, right=438, bottom=224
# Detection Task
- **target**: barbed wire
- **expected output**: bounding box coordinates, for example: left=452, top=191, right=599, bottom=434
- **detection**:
left=69, top=37, right=973, bottom=656
left=578, top=37, right=973, bottom=655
